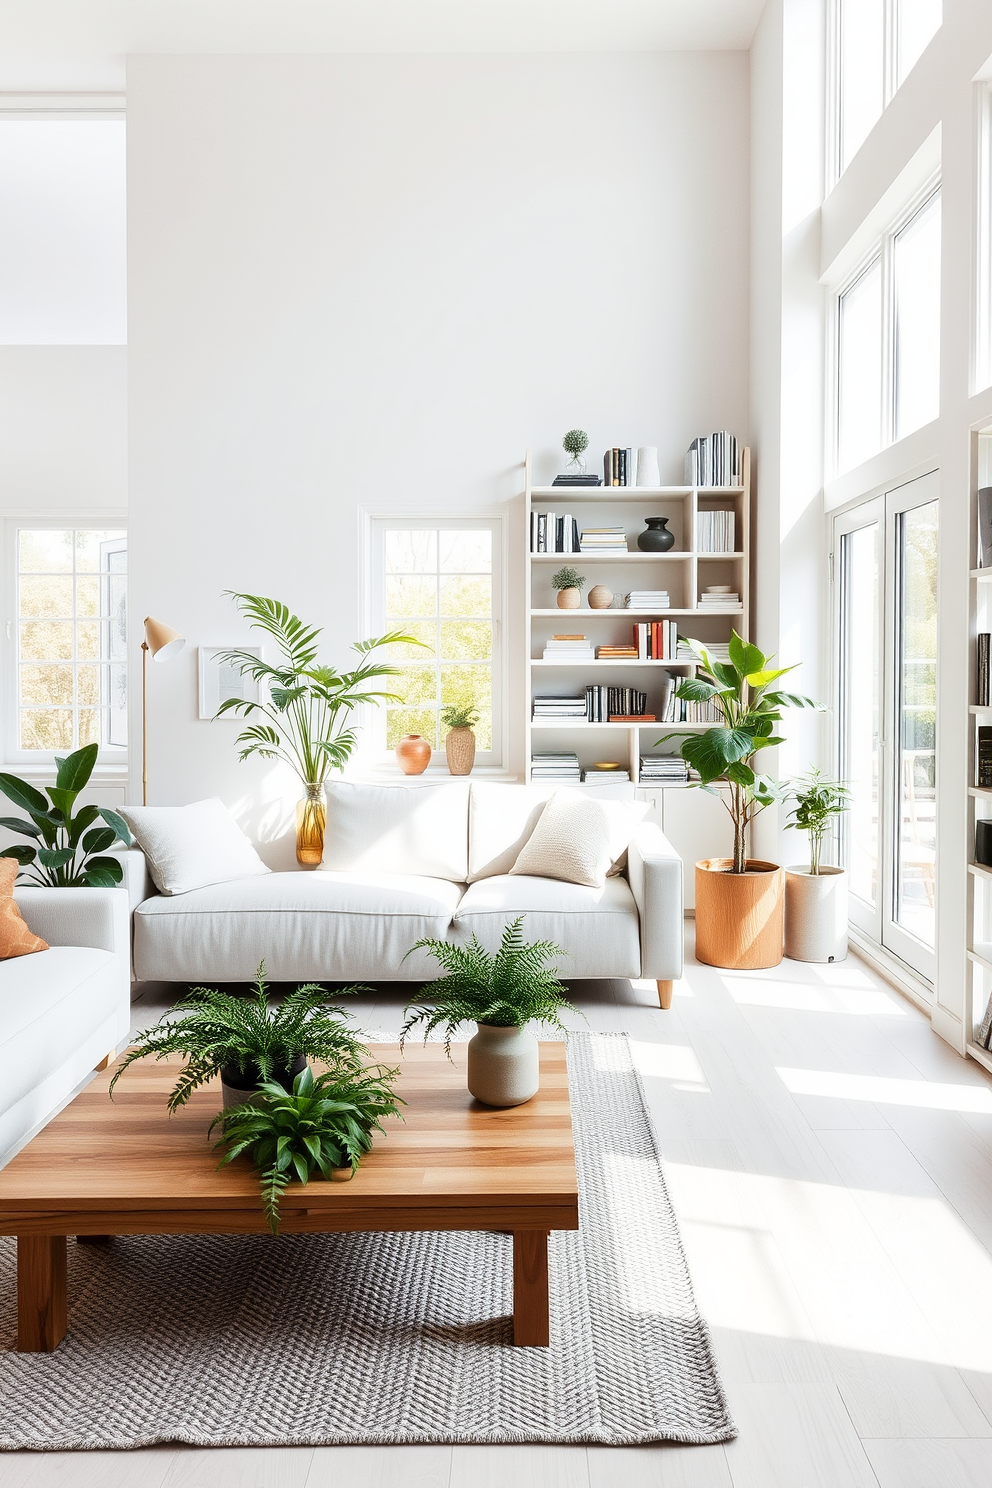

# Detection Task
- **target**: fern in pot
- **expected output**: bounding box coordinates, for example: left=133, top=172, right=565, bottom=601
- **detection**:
left=400, top=918, right=575, bottom=1107
left=783, top=769, right=851, bottom=964
left=441, top=704, right=479, bottom=776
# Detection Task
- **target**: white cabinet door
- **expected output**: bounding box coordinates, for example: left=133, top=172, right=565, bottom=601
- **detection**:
left=651, top=786, right=734, bottom=910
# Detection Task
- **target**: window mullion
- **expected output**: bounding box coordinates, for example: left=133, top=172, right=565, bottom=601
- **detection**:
left=880, top=232, right=896, bottom=451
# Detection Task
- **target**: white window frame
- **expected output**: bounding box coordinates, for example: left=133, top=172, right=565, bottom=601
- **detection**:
left=829, top=177, right=941, bottom=478
left=1, top=511, right=128, bottom=769
left=365, top=514, right=507, bottom=772
left=976, top=81, right=992, bottom=395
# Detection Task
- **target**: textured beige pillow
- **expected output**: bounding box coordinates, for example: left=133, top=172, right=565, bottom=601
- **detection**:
left=508, top=791, right=647, bottom=888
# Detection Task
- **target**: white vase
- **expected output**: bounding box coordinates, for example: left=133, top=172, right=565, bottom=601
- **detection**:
left=784, top=866, right=848, bottom=963
left=467, top=1024, right=540, bottom=1107
left=636, top=446, right=661, bottom=487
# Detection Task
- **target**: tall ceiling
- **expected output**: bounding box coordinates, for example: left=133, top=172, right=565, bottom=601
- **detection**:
left=0, top=0, right=767, bottom=92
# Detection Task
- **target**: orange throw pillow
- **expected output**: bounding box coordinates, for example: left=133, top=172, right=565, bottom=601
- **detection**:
left=0, top=858, right=48, bottom=959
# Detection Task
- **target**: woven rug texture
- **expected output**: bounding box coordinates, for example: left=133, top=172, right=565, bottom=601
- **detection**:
left=0, top=1031, right=735, bottom=1449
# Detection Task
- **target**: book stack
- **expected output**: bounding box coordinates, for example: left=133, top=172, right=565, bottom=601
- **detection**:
left=585, top=685, right=650, bottom=720
left=696, top=509, right=736, bottom=552
left=533, top=695, right=588, bottom=720
left=542, top=635, right=595, bottom=661
left=633, top=620, right=679, bottom=660
left=639, top=755, right=689, bottom=783
left=685, top=432, right=740, bottom=487
left=580, top=526, right=628, bottom=554
left=552, top=473, right=602, bottom=487
left=678, top=639, right=731, bottom=664
left=979, top=633, right=990, bottom=706
left=979, top=727, right=992, bottom=788
left=658, top=692, right=723, bottom=724
left=604, top=448, right=634, bottom=486
left=625, top=590, right=670, bottom=609
left=531, top=753, right=581, bottom=781
left=531, top=512, right=580, bottom=553
left=583, top=763, right=631, bottom=784
left=596, top=642, right=638, bottom=659
left=698, top=587, right=741, bottom=610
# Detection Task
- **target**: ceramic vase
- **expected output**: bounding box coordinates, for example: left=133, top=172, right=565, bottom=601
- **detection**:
left=295, top=784, right=326, bottom=868
left=467, top=1023, right=540, bottom=1107
left=784, top=866, right=848, bottom=963
left=636, top=446, right=661, bottom=486
left=637, top=517, right=675, bottom=552
left=445, top=727, right=476, bottom=775
left=557, top=588, right=581, bottom=609
left=694, top=858, right=784, bottom=969
left=588, top=584, right=613, bottom=609
left=396, top=734, right=431, bottom=774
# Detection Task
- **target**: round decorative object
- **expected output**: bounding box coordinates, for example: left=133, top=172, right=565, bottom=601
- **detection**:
left=784, top=866, right=848, bottom=963
left=694, top=859, right=784, bottom=969
left=295, top=784, right=326, bottom=868
left=396, top=734, right=432, bottom=774
left=636, top=446, right=661, bottom=486
left=637, top=517, right=675, bottom=552
left=467, top=1023, right=540, bottom=1107
left=445, top=727, right=476, bottom=776
left=588, top=584, right=613, bottom=609
left=557, top=587, right=581, bottom=609
left=221, top=1053, right=307, bottom=1111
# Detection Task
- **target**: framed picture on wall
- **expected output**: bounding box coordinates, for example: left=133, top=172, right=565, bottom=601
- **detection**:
left=198, top=645, right=262, bottom=720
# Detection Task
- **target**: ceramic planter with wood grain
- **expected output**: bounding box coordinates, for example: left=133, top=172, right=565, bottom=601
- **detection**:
left=445, top=727, right=476, bottom=776
left=784, top=865, right=848, bottom=962
left=694, top=858, right=784, bottom=969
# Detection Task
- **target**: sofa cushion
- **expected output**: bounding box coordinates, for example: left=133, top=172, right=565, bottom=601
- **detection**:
left=453, top=874, right=642, bottom=978
left=120, top=798, right=270, bottom=896
left=510, top=790, right=649, bottom=888
left=0, top=946, right=120, bottom=1114
left=0, top=859, right=48, bottom=959
left=321, top=781, right=469, bottom=882
left=467, top=782, right=556, bottom=882
left=133, top=870, right=463, bottom=983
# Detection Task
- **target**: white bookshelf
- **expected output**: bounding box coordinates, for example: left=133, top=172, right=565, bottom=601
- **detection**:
left=967, top=427, right=992, bottom=1066
left=523, top=447, right=752, bottom=788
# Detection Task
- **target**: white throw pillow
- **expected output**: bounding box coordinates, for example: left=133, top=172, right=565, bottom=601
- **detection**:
left=320, top=780, right=470, bottom=882
left=120, top=798, right=271, bottom=897
left=508, top=790, right=648, bottom=889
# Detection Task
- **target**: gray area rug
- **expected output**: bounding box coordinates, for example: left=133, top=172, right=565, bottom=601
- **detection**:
left=0, top=1032, right=735, bottom=1449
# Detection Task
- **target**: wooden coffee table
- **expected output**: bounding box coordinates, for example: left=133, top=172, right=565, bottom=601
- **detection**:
left=0, top=1042, right=578, bottom=1353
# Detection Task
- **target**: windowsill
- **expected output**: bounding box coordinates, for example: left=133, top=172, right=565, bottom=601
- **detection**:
left=2, top=760, right=128, bottom=783
left=344, top=762, right=520, bottom=783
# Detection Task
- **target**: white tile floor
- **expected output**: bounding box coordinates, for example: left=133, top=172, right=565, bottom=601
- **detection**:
left=6, top=929, right=992, bottom=1486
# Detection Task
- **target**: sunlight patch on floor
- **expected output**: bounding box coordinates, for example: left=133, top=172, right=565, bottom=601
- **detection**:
left=629, top=1038, right=710, bottom=1093
left=777, top=1067, right=992, bottom=1113
left=723, top=979, right=906, bottom=1016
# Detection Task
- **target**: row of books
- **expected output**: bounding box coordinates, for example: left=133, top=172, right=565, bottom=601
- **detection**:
left=979, top=633, right=990, bottom=707
left=979, top=727, right=992, bottom=788
left=604, top=448, right=636, bottom=487
left=530, top=512, right=581, bottom=553
left=696, top=510, right=736, bottom=552
left=660, top=692, right=724, bottom=724
left=685, top=432, right=740, bottom=487
left=584, top=686, right=650, bottom=721
left=531, top=753, right=581, bottom=780
left=634, top=621, right=680, bottom=661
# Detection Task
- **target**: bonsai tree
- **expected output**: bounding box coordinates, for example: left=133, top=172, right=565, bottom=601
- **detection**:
left=0, top=743, right=133, bottom=887
left=562, top=429, right=590, bottom=473
left=211, top=1063, right=403, bottom=1233
left=440, top=704, right=479, bottom=732
left=400, top=917, right=575, bottom=1056
left=785, top=769, right=851, bottom=874
left=109, top=962, right=371, bottom=1110
left=551, top=566, right=586, bottom=593
left=659, top=632, right=820, bottom=873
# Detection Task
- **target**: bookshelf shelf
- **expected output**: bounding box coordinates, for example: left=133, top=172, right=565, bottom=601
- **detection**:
left=530, top=608, right=743, bottom=617
left=530, top=551, right=692, bottom=563
left=530, top=485, right=745, bottom=499
left=531, top=658, right=694, bottom=668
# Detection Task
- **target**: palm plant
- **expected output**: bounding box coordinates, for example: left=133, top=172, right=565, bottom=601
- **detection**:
left=659, top=631, right=820, bottom=873
left=400, top=917, right=574, bottom=1056
left=0, top=743, right=133, bottom=887
left=211, top=1063, right=403, bottom=1233
left=109, top=962, right=370, bottom=1111
left=785, top=769, right=851, bottom=874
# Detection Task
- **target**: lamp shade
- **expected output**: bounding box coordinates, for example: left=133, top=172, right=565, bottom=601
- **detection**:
left=143, top=616, right=185, bottom=662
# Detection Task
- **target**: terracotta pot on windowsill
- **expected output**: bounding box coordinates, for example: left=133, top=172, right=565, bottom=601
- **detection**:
left=694, top=858, right=784, bottom=970
left=395, top=734, right=432, bottom=775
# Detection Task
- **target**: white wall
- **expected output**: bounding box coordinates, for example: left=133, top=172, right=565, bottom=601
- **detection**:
left=126, top=53, right=751, bottom=860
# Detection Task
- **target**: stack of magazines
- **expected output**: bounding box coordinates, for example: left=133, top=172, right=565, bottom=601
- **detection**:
left=580, top=526, right=627, bottom=554
left=531, top=753, right=581, bottom=780
left=625, top=590, right=670, bottom=609
left=639, top=756, right=689, bottom=783
left=542, top=635, right=594, bottom=661
left=583, top=764, right=631, bottom=784
left=533, top=696, right=587, bottom=719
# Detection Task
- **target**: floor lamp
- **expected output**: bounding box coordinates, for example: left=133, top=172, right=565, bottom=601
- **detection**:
left=142, top=617, right=185, bottom=805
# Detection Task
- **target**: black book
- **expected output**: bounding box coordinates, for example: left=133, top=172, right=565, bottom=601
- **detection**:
left=979, top=726, right=992, bottom=788
left=552, top=474, right=602, bottom=486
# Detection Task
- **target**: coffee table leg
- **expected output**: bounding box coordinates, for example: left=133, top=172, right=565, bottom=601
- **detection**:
left=512, top=1229, right=550, bottom=1346
left=17, top=1235, right=67, bottom=1352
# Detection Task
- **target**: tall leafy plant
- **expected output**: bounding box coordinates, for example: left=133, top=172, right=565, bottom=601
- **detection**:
left=216, top=593, right=422, bottom=788
left=659, top=632, right=820, bottom=874
left=0, top=743, right=132, bottom=887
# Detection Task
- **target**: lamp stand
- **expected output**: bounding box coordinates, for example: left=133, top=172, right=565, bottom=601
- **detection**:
left=141, top=641, right=149, bottom=806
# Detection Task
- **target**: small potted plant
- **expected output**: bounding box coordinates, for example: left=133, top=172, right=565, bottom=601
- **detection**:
left=784, top=769, right=851, bottom=963
left=400, top=918, right=575, bottom=1107
left=441, top=704, right=480, bottom=775
left=562, top=429, right=590, bottom=475
left=211, top=1062, right=403, bottom=1233
left=109, top=962, right=371, bottom=1110
left=0, top=742, right=133, bottom=886
left=552, top=566, right=586, bottom=610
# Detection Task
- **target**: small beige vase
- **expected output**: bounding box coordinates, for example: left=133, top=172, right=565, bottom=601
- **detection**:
left=445, top=727, right=476, bottom=775
left=467, top=1024, right=540, bottom=1107
left=588, top=584, right=613, bottom=609
left=557, top=587, right=581, bottom=609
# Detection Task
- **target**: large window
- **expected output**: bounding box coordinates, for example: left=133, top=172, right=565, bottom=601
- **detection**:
left=834, top=186, right=941, bottom=474
left=836, top=0, right=942, bottom=175
left=8, top=526, right=127, bottom=757
left=978, top=83, right=992, bottom=394
left=371, top=518, right=503, bottom=766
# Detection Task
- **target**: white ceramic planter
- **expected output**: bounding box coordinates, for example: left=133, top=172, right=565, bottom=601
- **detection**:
left=784, top=866, right=848, bottom=963
left=467, top=1024, right=540, bottom=1107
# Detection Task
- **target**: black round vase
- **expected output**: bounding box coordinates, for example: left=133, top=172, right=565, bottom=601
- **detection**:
left=637, top=517, right=675, bottom=552
left=220, top=1052, right=308, bottom=1109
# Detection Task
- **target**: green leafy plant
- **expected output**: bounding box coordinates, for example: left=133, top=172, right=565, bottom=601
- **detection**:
left=0, top=743, right=133, bottom=887
left=440, top=704, right=479, bottom=730
left=562, top=429, right=589, bottom=461
left=551, top=566, right=586, bottom=592
left=785, top=768, right=851, bottom=874
left=216, top=593, right=423, bottom=789
left=210, top=1063, right=403, bottom=1233
left=109, top=962, right=370, bottom=1111
left=658, top=631, right=820, bottom=874
left=400, top=917, right=575, bottom=1057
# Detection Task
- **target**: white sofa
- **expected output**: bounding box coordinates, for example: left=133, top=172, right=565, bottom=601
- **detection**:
left=1, top=887, right=131, bottom=1168
left=125, top=781, right=683, bottom=1004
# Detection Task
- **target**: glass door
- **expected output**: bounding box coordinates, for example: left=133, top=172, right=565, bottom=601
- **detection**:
left=837, top=500, right=882, bottom=942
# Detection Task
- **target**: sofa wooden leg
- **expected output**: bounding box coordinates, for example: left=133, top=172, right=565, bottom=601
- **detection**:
left=656, top=980, right=674, bottom=1010
left=95, top=1052, right=115, bottom=1072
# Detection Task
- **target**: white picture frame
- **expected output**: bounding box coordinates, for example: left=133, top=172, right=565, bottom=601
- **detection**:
left=198, top=645, right=262, bottom=720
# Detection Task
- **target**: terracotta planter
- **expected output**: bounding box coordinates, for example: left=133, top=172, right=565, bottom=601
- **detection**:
left=395, top=734, right=431, bottom=775
left=445, top=727, right=476, bottom=776
left=785, top=865, right=848, bottom=963
left=556, top=588, right=581, bottom=609
left=588, top=584, right=613, bottom=609
left=694, top=858, right=784, bottom=969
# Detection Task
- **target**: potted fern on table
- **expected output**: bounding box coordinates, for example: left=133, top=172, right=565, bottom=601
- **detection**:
left=784, top=769, right=851, bottom=963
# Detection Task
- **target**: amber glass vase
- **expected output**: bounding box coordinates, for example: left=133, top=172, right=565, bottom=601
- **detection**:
left=296, top=783, right=326, bottom=868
